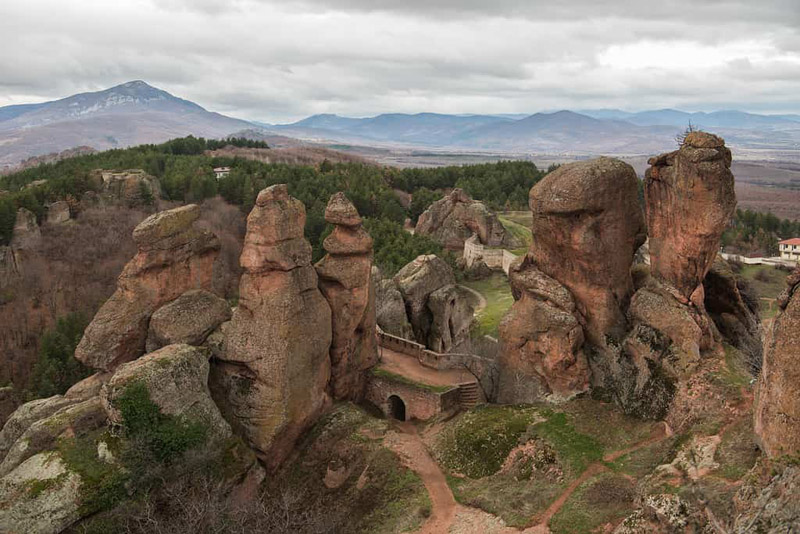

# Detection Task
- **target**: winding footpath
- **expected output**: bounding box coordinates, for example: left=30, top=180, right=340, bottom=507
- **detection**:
left=387, top=420, right=673, bottom=534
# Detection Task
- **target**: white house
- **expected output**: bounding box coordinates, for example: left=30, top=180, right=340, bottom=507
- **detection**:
left=779, top=238, right=800, bottom=261
left=213, top=167, right=231, bottom=179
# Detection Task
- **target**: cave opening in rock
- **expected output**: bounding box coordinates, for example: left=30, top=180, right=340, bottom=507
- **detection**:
left=388, top=394, right=406, bottom=421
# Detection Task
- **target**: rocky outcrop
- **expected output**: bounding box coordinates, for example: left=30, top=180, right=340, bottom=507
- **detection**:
left=45, top=201, right=70, bottom=225
left=645, top=132, right=736, bottom=300
left=74, top=204, right=220, bottom=371
left=0, top=452, right=83, bottom=534
left=392, top=254, right=474, bottom=352
left=415, top=189, right=518, bottom=250
left=0, top=397, right=105, bottom=477
left=499, top=157, right=643, bottom=404
left=755, top=266, right=800, bottom=457
left=528, top=157, right=646, bottom=345
left=703, top=255, right=761, bottom=368
left=96, top=169, right=161, bottom=207
left=0, top=395, right=82, bottom=464
left=498, top=256, right=589, bottom=402
left=11, top=207, right=41, bottom=249
left=211, top=184, right=331, bottom=469
left=102, top=344, right=231, bottom=440
left=733, top=460, right=800, bottom=532
left=315, top=193, right=377, bottom=401
left=596, top=133, right=735, bottom=418
left=374, top=268, right=415, bottom=340
left=145, top=289, right=231, bottom=352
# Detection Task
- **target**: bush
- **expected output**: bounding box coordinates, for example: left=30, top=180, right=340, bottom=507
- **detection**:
left=115, top=381, right=208, bottom=465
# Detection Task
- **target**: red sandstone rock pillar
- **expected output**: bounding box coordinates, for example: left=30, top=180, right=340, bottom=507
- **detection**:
left=315, top=192, right=378, bottom=401
left=211, top=184, right=332, bottom=469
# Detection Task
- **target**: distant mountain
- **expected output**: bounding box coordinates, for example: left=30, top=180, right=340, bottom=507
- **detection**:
left=269, top=108, right=800, bottom=154
left=279, top=112, right=511, bottom=146
left=580, top=108, right=800, bottom=130
left=0, top=81, right=254, bottom=169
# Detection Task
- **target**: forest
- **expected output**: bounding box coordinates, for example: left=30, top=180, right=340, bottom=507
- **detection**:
left=0, top=137, right=545, bottom=272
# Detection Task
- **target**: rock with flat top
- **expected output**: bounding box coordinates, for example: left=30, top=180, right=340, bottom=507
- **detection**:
left=75, top=204, right=220, bottom=371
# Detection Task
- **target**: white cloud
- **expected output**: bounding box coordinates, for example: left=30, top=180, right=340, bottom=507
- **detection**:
left=0, top=0, right=798, bottom=121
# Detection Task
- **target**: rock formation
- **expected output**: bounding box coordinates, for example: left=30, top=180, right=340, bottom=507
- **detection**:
left=392, top=254, right=474, bottom=352
left=498, top=256, right=590, bottom=402
left=211, top=184, right=331, bottom=469
left=145, top=289, right=231, bottom=352
left=102, top=344, right=231, bottom=440
left=374, top=267, right=415, bottom=340
left=10, top=207, right=41, bottom=249
left=94, top=168, right=161, bottom=207
left=703, top=255, right=761, bottom=368
left=645, top=131, right=736, bottom=300
left=529, top=157, right=646, bottom=345
left=415, top=188, right=518, bottom=250
left=755, top=266, right=800, bottom=457
left=499, top=157, right=644, bottom=403
left=45, top=200, right=70, bottom=225
left=315, top=193, right=377, bottom=401
left=74, top=204, right=220, bottom=371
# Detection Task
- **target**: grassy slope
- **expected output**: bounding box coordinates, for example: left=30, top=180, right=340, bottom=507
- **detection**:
left=462, top=273, right=514, bottom=338
left=738, top=264, right=787, bottom=319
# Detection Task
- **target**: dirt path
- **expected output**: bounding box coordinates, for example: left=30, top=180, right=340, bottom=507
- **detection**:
left=459, top=284, right=487, bottom=315
left=385, top=422, right=457, bottom=534
left=519, top=421, right=673, bottom=534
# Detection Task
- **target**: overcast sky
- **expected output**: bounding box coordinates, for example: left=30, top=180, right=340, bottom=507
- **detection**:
left=1, top=0, right=799, bottom=122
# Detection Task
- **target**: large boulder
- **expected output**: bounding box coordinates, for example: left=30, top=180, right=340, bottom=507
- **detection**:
left=498, top=256, right=589, bottom=403
left=755, top=266, right=800, bottom=457
left=392, top=254, right=474, bottom=352
left=0, top=397, right=105, bottom=477
left=74, top=204, right=220, bottom=371
left=97, top=169, right=161, bottom=207
left=415, top=189, right=518, bottom=250
left=0, top=396, right=81, bottom=464
left=498, top=157, right=644, bottom=404
left=101, top=344, right=230, bottom=440
left=374, top=270, right=415, bottom=340
left=427, top=284, right=474, bottom=353
left=0, top=452, right=83, bottom=534
left=211, top=185, right=331, bottom=469
left=393, top=254, right=455, bottom=342
left=528, top=157, right=646, bottom=345
left=703, top=255, right=762, bottom=369
left=315, top=193, right=377, bottom=401
left=145, top=289, right=231, bottom=352
left=645, top=132, right=736, bottom=300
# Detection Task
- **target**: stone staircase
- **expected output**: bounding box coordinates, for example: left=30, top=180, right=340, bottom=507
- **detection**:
left=458, top=381, right=480, bottom=409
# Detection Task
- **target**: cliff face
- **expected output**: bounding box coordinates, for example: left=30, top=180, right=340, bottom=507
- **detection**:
left=755, top=266, right=800, bottom=457
left=211, top=185, right=332, bottom=469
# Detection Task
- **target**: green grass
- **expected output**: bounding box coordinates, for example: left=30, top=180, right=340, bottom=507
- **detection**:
left=463, top=273, right=515, bottom=337
left=499, top=215, right=532, bottom=249
left=549, top=472, right=636, bottom=534
left=529, top=411, right=604, bottom=477
left=371, top=368, right=454, bottom=394
left=713, top=417, right=760, bottom=480
left=738, top=264, right=787, bottom=319
left=436, top=404, right=541, bottom=478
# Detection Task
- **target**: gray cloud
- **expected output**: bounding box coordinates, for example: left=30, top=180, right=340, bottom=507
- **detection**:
left=0, top=0, right=798, bottom=122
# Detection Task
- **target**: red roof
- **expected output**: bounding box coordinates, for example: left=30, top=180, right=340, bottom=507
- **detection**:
left=779, top=238, right=800, bottom=246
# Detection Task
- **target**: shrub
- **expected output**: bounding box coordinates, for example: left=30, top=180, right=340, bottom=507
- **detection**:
left=115, top=381, right=208, bottom=465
